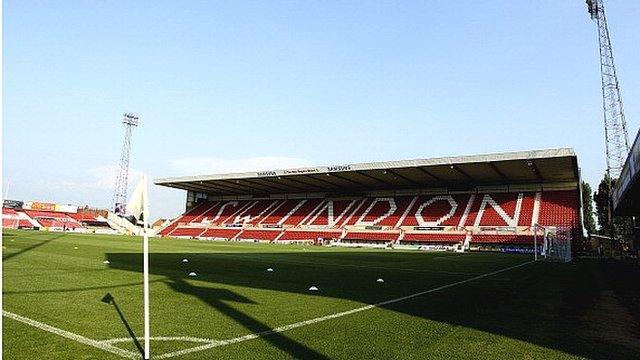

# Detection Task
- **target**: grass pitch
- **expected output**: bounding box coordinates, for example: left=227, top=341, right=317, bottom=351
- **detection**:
left=3, top=229, right=639, bottom=359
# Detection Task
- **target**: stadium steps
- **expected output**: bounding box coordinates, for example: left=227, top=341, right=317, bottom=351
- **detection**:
left=20, top=211, right=42, bottom=228
left=355, top=198, right=397, bottom=226
left=394, top=196, right=418, bottom=228
left=272, top=230, right=285, bottom=242
left=106, top=211, right=145, bottom=236
left=257, top=200, right=288, bottom=225
left=394, top=229, right=406, bottom=244
left=531, top=192, right=542, bottom=227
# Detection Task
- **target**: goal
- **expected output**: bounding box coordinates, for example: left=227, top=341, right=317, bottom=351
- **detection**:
left=534, top=225, right=572, bottom=262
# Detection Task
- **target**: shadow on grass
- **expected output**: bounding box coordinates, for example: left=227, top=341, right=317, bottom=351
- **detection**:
left=101, top=293, right=145, bottom=358
left=3, top=233, right=66, bottom=261
left=105, top=252, right=640, bottom=360
left=166, top=278, right=329, bottom=359
left=3, top=279, right=166, bottom=295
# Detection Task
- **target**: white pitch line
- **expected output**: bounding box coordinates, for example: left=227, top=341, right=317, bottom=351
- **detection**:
left=157, top=260, right=535, bottom=359
left=2, top=310, right=138, bottom=359
left=101, top=336, right=217, bottom=345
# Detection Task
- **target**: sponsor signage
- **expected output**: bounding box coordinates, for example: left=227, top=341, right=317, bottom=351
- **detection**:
left=256, top=168, right=321, bottom=177
left=24, top=201, right=56, bottom=212
left=500, top=247, right=536, bottom=254
left=327, top=165, right=352, bottom=172
left=263, top=224, right=283, bottom=228
left=225, top=223, right=243, bottom=228
left=55, top=204, right=78, bottom=213
left=282, top=168, right=319, bottom=175
left=254, top=164, right=353, bottom=178
left=22, top=202, right=78, bottom=214
left=415, top=226, right=444, bottom=231
left=3, top=200, right=23, bottom=209
left=365, top=225, right=382, bottom=230
left=480, top=226, right=516, bottom=232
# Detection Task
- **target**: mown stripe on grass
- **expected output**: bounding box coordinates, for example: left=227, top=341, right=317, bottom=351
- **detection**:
left=3, top=310, right=138, bottom=359
left=207, top=252, right=481, bottom=275
left=157, top=260, right=535, bottom=359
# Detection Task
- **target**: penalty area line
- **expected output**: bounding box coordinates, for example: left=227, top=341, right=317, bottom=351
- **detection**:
left=157, top=260, right=536, bottom=359
left=2, top=310, right=138, bottom=359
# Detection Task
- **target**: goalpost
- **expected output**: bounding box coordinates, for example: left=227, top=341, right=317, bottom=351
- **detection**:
left=533, top=224, right=572, bottom=262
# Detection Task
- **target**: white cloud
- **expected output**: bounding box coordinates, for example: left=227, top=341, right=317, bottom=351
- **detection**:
left=35, top=165, right=181, bottom=218
left=168, top=156, right=312, bottom=176
left=44, top=165, right=143, bottom=192
left=87, top=165, right=144, bottom=191
left=14, top=157, right=313, bottom=220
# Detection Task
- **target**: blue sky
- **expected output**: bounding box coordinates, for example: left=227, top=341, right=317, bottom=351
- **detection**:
left=3, top=0, right=640, bottom=219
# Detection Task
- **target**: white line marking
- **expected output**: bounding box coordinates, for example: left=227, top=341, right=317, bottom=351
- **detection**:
left=101, top=336, right=216, bottom=345
left=3, top=310, right=138, bottom=359
left=158, top=260, right=535, bottom=359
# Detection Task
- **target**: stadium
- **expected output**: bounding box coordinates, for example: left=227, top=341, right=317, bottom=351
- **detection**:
left=154, top=148, right=581, bottom=255
left=5, top=145, right=639, bottom=359
left=3, top=1, right=640, bottom=360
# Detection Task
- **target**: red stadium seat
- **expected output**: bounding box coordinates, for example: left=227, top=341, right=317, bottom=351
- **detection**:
left=343, top=231, right=400, bottom=242
left=236, top=229, right=282, bottom=241
left=23, top=210, right=83, bottom=229
left=279, top=230, right=342, bottom=241
left=471, top=234, right=535, bottom=245
left=401, top=233, right=466, bottom=243
left=170, top=227, right=206, bottom=237
left=200, top=228, right=242, bottom=239
left=537, top=190, right=578, bottom=227
left=160, top=191, right=579, bottom=246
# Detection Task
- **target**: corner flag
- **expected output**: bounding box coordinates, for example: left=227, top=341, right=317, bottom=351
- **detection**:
left=127, top=174, right=149, bottom=224
left=127, top=174, right=151, bottom=360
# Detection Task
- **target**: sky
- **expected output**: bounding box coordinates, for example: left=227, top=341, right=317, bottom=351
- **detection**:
left=3, top=0, right=640, bottom=220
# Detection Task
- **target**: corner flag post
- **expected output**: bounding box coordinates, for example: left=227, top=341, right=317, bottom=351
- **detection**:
left=142, top=174, right=150, bottom=360
left=126, top=174, right=151, bottom=359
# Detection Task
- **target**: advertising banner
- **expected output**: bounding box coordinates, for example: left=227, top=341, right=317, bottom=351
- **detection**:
left=3, top=200, right=23, bottom=209
left=24, top=202, right=56, bottom=212
left=22, top=201, right=78, bottom=213
left=55, top=204, right=78, bottom=213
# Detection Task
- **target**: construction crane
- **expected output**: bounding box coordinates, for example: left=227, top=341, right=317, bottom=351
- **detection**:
left=586, top=0, right=630, bottom=179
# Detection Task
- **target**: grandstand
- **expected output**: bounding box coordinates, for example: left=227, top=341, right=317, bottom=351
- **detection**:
left=155, top=148, right=582, bottom=251
left=2, top=207, right=40, bottom=229
left=1, top=201, right=118, bottom=234
left=23, top=210, right=83, bottom=230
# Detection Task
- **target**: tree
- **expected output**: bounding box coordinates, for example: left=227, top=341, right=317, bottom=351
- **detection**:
left=581, top=181, right=596, bottom=235
left=593, top=174, right=612, bottom=234
left=593, top=173, right=635, bottom=251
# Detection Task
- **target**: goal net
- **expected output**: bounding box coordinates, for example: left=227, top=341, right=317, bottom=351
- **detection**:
left=536, top=226, right=572, bottom=262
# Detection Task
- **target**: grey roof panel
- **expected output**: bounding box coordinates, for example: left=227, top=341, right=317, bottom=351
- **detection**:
left=154, top=148, right=578, bottom=195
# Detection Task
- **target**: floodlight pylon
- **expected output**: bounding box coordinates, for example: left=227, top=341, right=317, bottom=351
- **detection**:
left=587, top=0, right=631, bottom=179
left=112, top=112, right=139, bottom=214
